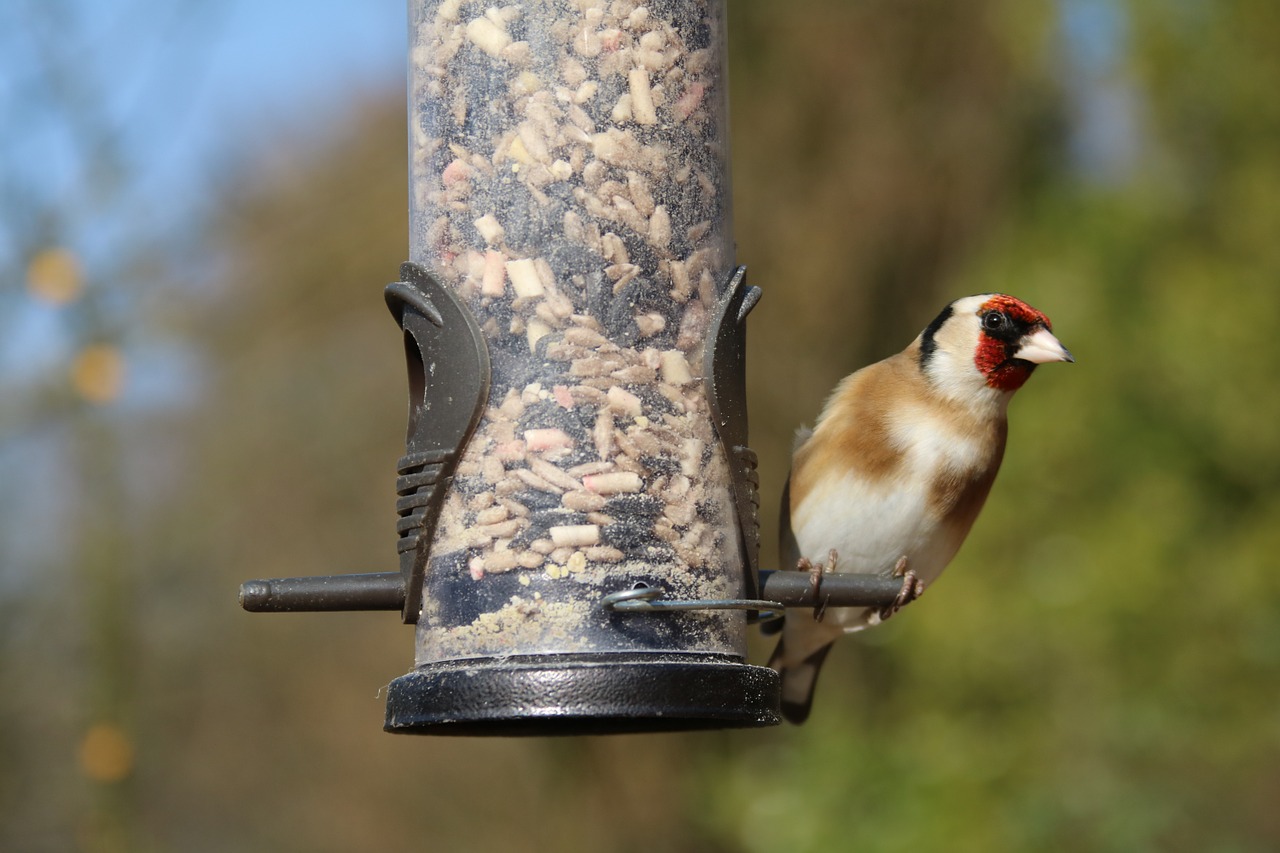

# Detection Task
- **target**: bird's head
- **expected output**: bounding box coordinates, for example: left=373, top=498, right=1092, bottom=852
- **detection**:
left=919, top=293, right=1073, bottom=402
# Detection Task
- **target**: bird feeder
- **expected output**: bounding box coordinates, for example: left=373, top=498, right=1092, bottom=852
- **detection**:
left=241, top=0, right=909, bottom=734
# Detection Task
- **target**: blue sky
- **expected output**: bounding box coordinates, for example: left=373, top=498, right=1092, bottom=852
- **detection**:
left=1, top=0, right=407, bottom=392
left=1, top=0, right=404, bottom=268
left=160, top=0, right=405, bottom=194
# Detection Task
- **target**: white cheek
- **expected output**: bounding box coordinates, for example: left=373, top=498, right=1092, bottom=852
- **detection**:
left=925, top=349, right=1012, bottom=414
left=928, top=349, right=983, bottom=396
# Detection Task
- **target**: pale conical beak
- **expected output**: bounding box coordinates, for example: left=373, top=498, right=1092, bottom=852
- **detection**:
left=1014, top=326, right=1075, bottom=364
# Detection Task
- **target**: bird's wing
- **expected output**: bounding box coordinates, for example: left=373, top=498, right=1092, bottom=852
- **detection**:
left=778, top=473, right=800, bottom=574
left=760, top=473, right=801, bottom=639
left=779, top=425, right=813, bottom=572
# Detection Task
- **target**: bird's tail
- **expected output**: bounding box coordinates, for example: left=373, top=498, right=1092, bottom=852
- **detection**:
left=768, top=636, right=834, bottom=725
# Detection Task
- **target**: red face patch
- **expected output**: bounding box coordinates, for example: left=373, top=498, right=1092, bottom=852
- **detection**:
left=980, top=294, right=1052, bottom=330
left=973, top=295, right=1053, bottom=392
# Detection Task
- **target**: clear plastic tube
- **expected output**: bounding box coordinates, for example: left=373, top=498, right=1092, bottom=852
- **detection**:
left=407, top=0, right=740, bottom=663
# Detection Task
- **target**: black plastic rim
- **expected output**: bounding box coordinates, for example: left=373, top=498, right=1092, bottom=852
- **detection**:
left=383, top=653, right=781, bottom=736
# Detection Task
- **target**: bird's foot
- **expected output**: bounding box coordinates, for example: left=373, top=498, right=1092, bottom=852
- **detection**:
left=878, top=556, right=925, bottom=621
left=797, top=550, right=838, bottom=622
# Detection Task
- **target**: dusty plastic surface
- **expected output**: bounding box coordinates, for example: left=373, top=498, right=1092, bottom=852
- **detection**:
left=407, top=0, right=740, bottom=663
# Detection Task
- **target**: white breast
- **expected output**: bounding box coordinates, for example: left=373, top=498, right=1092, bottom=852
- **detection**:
left=791, top=407, right=984, bottom=584
left=792, top=472, right=938, bottom=577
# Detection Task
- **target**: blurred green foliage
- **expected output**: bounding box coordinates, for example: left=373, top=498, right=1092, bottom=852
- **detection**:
left=4, top=0, right=1280, bottom=851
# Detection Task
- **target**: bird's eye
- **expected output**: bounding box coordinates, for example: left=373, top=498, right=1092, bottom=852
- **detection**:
left=983, top=311, right=1006, bottom=331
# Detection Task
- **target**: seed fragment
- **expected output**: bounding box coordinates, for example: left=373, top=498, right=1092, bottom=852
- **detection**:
left=607, top=386, right=643, bottom=417
left=525, top=428, right=574, bottom=451
left=583, top=471, right=643, bottom=495
left=628, top=68, right=657, bottom=125
left=474, top=214, right=505, bottom=245
left=585, top=545, right=625, bottom=563
left=660, top=350, right=693, bottom=385
left=466, top=16, right=512, bottom=58
left=550, top=524, right=600, bottom=548
left=530, top=457, right=584, bottom=492
left=506, top=258, right=545, bottom=298
left=514, top=467, right=564, bottom=494
left=563, top=490, right=608, bottom=512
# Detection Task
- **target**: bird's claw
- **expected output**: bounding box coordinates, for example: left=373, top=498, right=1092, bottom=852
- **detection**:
left=797, top=549, right=838, bottom=622
left=878, top=556, right=925, bottom=621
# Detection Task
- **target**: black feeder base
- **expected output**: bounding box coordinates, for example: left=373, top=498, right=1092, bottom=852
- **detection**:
left=384, top=653, right=781, bottom=736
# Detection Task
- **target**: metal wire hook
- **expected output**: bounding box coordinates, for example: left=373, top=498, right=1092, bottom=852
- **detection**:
left=600, top=570, right=911, bottom=625
left=601, top=584, right=785, bottom=623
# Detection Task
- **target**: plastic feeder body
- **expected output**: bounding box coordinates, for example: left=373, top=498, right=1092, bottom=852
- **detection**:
left=386, top=0, right=779, bottom=733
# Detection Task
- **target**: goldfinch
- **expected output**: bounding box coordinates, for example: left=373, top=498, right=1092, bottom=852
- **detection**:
left=769, top=294, right=1073, bottom=723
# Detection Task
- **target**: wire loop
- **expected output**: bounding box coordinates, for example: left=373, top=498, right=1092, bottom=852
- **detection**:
left=601, top=585, right=784, bottom=623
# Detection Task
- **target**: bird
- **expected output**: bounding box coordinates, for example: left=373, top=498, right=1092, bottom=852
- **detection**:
left=768, top=293, right=1073, bottom=724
